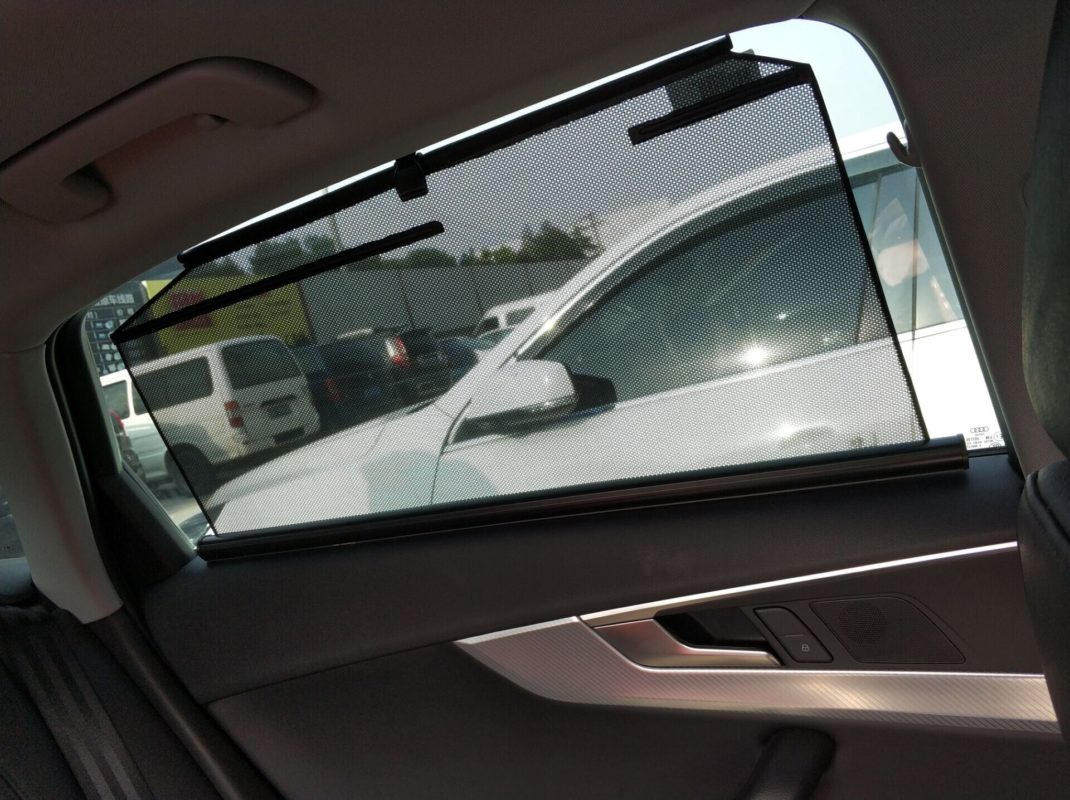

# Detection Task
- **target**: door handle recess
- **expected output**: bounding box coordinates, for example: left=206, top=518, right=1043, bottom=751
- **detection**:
left=594, top=618, right=780, bottom=668
left=739, top=728, right=834, bottom=800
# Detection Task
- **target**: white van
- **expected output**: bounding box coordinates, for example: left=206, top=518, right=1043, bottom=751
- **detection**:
left=132, top=335, right=319, bottom=492
left=100, top=368, right=169, bottom=484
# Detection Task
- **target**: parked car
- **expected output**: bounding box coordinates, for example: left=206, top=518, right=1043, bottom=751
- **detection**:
left=132, top=335, right=320, bottom=495
left=436, top=337, right=483, bottom=383
left=472, top=292, right=556, bottom=336
left=334, top=328, right=451, bottom=404
left=295, top=340, right=401, bottom=431
left=100, top=368, right=169, bottom=484
left=475, top=326, right=515, bottom=348
left=210, top=151, right=939, bottom=531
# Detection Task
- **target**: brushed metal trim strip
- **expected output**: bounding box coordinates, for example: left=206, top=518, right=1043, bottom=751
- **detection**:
left=457, top=617, right=1057, bottom=734
left=581, top=541, right=1018, bottom=626
left=595, top=618, right=781, bottom=667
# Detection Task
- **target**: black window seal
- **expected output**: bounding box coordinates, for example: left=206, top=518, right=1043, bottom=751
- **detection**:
left=114, top=221, right=443, bottom=342
left=197, top=435, right=968, bottom=561
left=176, top=35, right=735, bottom=268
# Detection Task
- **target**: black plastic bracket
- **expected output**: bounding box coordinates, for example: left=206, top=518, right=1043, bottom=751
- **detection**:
left=393, top=153, right=428, bottom=201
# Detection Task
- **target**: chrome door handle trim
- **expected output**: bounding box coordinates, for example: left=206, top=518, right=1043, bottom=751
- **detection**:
left=456, top=617, right=1057, bottom=734
left=594, top=618, right=780, bottom=668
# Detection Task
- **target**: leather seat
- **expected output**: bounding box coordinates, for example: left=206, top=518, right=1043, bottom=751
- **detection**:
left=1018, top=0, right=1070, bottom=745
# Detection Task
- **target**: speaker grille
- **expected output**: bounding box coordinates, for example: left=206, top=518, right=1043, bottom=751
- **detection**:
left=837, top=600, right=888, bottom=644
left=812, top=596, right=964, bottom=664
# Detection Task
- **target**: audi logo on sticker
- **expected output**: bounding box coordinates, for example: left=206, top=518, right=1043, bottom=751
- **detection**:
left=969, top=426, right=990, bottom=434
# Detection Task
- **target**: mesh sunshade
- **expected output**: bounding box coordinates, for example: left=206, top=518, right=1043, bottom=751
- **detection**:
left=115, top=38, right=925, bottom=536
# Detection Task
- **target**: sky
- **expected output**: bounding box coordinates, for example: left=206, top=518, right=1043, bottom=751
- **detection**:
left=732, top=20, right=900, bottom=141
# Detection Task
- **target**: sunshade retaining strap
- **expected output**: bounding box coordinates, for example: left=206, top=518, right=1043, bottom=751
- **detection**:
left=114, top=221, right=444, bottom=342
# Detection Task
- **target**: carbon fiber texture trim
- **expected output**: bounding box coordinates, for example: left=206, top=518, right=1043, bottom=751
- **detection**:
left=457, top=617, right=1057, bottom=734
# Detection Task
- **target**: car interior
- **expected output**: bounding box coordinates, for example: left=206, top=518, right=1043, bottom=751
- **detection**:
left=2, top=1, right=1070, bottom=798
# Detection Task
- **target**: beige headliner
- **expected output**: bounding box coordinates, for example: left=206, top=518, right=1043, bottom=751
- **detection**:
left=0, top=0, right=1060, bottom=460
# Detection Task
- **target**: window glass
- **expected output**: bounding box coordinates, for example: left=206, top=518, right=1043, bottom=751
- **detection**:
left=102, top=381, right=130, bottom=419
left=868, top=168, right=918, bottom=333
left=221, top=340, right=302, bottom=390
left=866, top=167, right=964, bottom=333
left=85, top=18, right=1005, bottom=539
left=137, top=359, right=213, bottom=410
left=850, top=179, right=879, bottom=232
left=544, top=191, right=862, bottom=402
left=914, top=201, right=964, bottom=329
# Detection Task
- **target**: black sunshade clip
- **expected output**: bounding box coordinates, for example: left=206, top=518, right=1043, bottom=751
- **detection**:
left=393, top=153, right=428, bottom=201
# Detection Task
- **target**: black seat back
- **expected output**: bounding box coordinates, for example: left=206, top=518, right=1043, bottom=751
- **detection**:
left=1019, top=0, right=1070, bottom=744
left=0, top=605, right=222, bottom=800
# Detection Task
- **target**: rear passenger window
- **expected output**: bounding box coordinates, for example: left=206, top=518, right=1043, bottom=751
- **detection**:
left=138, top=360, right=213, bottom=409
left=88, top=19, right=1005, bottom=538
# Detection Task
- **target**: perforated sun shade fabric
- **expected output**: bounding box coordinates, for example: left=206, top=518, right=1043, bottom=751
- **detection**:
left=114, top=38, right=925, bottom=536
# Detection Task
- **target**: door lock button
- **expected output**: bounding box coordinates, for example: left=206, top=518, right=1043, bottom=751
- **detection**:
left=779, top=633, right=831, bottom=663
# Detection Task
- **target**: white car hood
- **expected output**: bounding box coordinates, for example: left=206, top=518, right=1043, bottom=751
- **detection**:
left=209, top=404, right=453, bottom=533
left=210, top=419, right=389, bottom=529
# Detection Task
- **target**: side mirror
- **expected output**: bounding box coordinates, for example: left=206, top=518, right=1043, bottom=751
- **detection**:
left=466, top=360, right=578, bottom=435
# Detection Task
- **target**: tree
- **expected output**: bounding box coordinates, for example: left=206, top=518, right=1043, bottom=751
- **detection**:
left=458, top=220, right=603, bottom=267
left=516, top=221, right=595, bottom=262
left=399, top=247, right=457, bottom=269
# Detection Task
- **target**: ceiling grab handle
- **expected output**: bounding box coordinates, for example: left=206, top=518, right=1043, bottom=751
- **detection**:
left=0, top=58, right=315, bottom=222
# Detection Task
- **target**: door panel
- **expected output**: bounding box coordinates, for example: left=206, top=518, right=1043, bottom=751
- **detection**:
left=139, top=453, right=1070, bottom=798
left=146, top=454, right=1019, bottom=703
left=207, top=645, right=1069, bottom=800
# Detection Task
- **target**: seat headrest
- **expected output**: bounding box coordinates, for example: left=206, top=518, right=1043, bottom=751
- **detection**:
left=1024, top=0, right=1070, bottom=458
